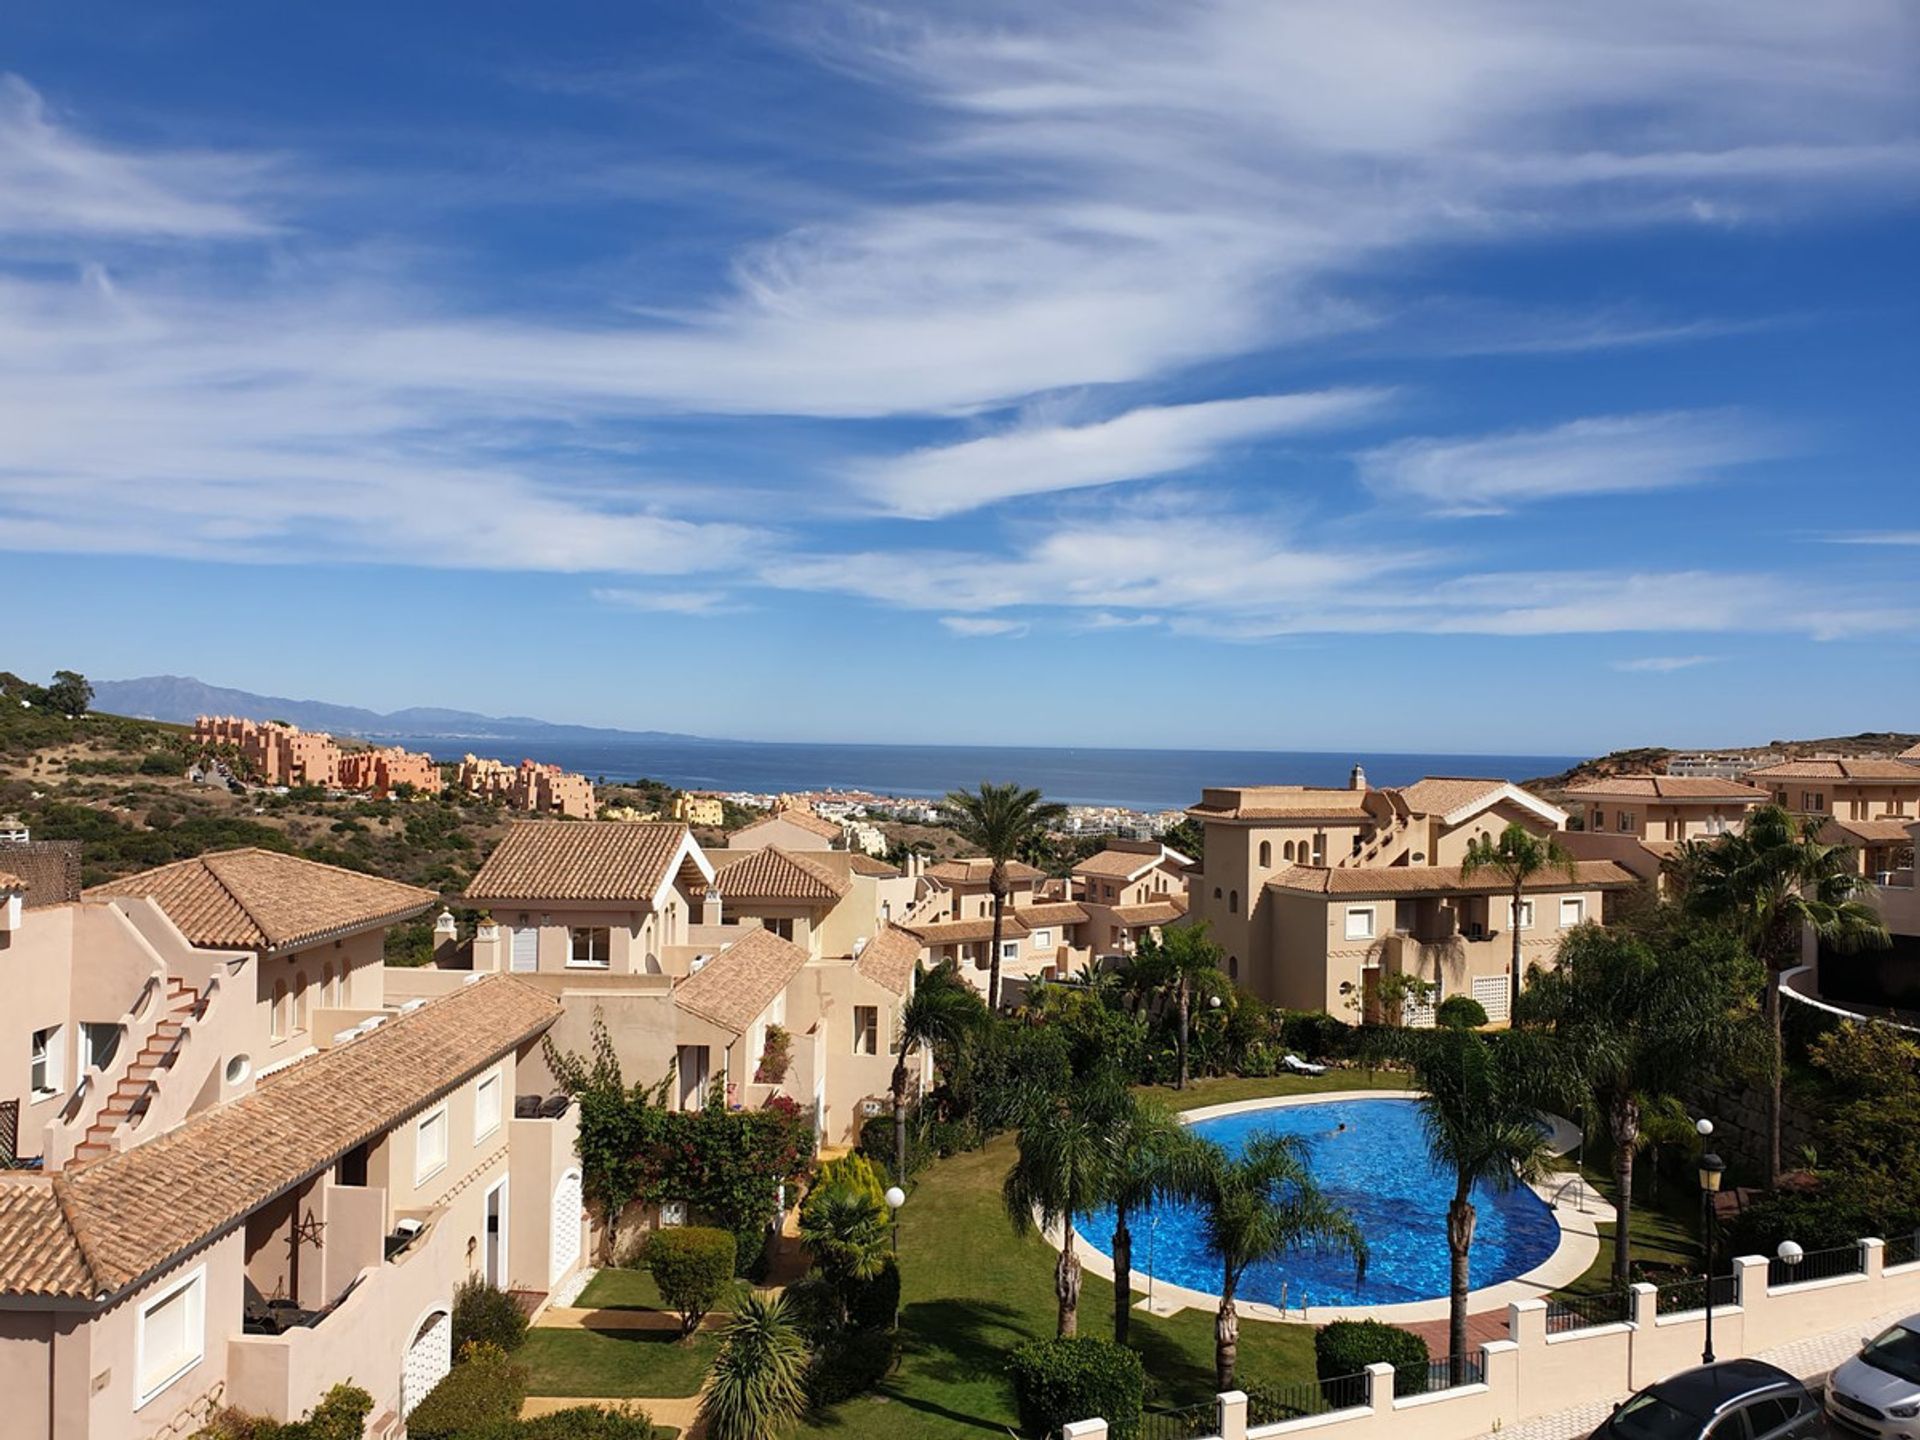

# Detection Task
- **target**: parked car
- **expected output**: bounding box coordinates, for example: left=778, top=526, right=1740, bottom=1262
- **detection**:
left=1828, top=1315, right=1920, bottom=1439
left=1591, top=1359, right=1821, bottom=1440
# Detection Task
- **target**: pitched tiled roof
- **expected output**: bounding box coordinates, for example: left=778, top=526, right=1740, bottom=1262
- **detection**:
left=1264, top=859, right=1640, bottom=897
left=847, top=853, right=902, bottom=878
left=1902, top=742, right=1920, bottom=761
left=1563, top=775, right=1773, bottom=801
left=1014, top=901, right=1089, bottom=926
left=1187, top=787, right=1373, bottom=822
left=1110, top=896, right=1189, bottom=926
left=675, top=928, right=811, bottom=1032
left=1074, top=849, right=1164, bottom=880
left=86, top=849, right=434, bottom=952
left=926, top=857, right=1045, bottom=885
left=714, top=847, right=848, bottom=903
left=0, top=976, right=558, bottom=1301
left=1748, top=759, right=1920, bottom=782
left=855, top=924, right=921, bottom=996
left=903, top=913, right=1030, bottom=945
left=733, top=809, right=843, bottom=842
left=1393, top=777, right=1510, bottom=816
left=1817, top=817, right=1920, bottom=847
left=466, top=821, right=701, bottom=902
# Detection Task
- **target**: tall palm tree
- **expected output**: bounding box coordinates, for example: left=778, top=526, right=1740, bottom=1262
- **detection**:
left=699, top=1290, right=811, bottom=1440
left=1517, top=918, right=1756, bottom=1291
left=1002, top=1073, right=1122, bottom=1337
left=1462, top=822, right=1577, bottom=1018
left=1406, top=1027, right=1557, bottom=1381
left=1682, top=804, right=1889, bottom=1184
left=1193, top=1133, right=1366, bottom=1391
left=940, top=781, right=1068, bottom=1010
left=1101, top=1098, right=1209, bottom=1346
left=890, top=960, right=987, bottom=1183
left=1131, top=923, right=1227, bottom=1089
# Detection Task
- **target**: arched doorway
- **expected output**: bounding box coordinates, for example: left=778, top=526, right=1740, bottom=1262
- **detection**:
left=551, top=1169, right=583, bottom=1284
left=401, top=1307, right=452, bottom=1416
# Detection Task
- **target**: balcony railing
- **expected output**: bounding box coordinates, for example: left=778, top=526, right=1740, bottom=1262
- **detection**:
left=1769, top=1242, right=1865, bottom=1289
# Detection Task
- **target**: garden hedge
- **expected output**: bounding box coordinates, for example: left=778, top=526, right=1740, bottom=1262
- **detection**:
left=1315, top=1319, right=1430, bottom=1397
left=647, top=1225, right=738, bottom=1334
left=405, top=1342, right=528, bottom=1440
left=452, top=1275, right=529, bottom=1355
left=1435, top=995, right=1489, bottom=1030
left=1008, top=1336, right=1145, bottom=1438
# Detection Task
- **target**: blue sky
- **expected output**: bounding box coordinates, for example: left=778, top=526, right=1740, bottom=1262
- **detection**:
left=2, top=1, right=1916, bottom=754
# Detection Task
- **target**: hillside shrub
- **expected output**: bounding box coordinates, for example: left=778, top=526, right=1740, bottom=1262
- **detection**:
left=1280, top=1010, right=1354, bottom=1059
left=1315, top=1319, right=1429, bottom=1397
left=647, top=1226, right=737, bottom=1334
left=405, top=1342, right=527, bottom=1440
left=1007, top=1337, right=1144, bottom=1439
left=1436, top=996, right=1489, bottom=1030
left=453, top=1274, right=529, bottom=1355
left=462, top=1404, right=662, bottom=1439
left=847, top=1252, right=900, bottom=1332
left=808, top=1327, right=896, bottom=1405
left=191, top=1383, right=373, bottom=1440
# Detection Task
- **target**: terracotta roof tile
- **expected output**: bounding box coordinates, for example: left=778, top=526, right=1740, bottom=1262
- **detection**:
left=714, top=847, right=849, bottom=904
left=1187, top=787, right=1373, bottom=822
left=0, top=976, right=558, bottom=1300
left=855, top=925, right=921, bottom=996
left=1563, top=775, right=1773, bottom=801
left=1817, top=817, right=1920, bottom=846
left=847, top=854, right=901, bottom=878
left=1392, top=777, right=1512, bottom=816
left=1902, top=742, right=1920, bottom=761
left=1263, top=859, right=1639, bottom=897
left=466, top=821, right=701, bottom=903
left=733, top=809, right=843, bottom=842
left=1748, top=759, right=1920, bottom=782
left=1109, top=896, right=1189, bottom=926
left=675, top=928, right=811, bottom=1032
left=85, top=849, right=435, bottom=951
left=1014, top=901, right=1089, bottom=926
left=926, top=857, right=1046, bottom=885
left=1073, top=849, right=1167, bottom=880
left=902, top=914, right=1031, bottom=945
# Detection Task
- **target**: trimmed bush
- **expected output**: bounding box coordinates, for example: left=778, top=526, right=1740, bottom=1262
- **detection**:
left=647, top=1225, right=737, bottom=1334
left=1435, top=995, right=1489, bottom=1030
left=461, top=1404, right=663, bottom=1439
left=847, top=1252, right=901, bottom=1333
left=453, top=1274, right=530, bottom=1355
left=1315, top=1320, right=1429, bottom=1398
left=406, top=1342, right=528, bottom=1440
left=1280, top=1009, right=1354, bottom=1059
left=191, top=1384, right=373, bottom=1440
left=809, top=1326, right=896, bottom=1405
left=1008, top=1337, right=1145, bottom=1439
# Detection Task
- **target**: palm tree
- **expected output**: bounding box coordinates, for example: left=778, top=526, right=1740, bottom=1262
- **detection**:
left=1002, top=1074, right=1122, bottom=1337
left=890, top=960, right=987, bottom=1183
left=797, top=1182, right=890, bottom=1328
left=940, top=781, right=1068, bottom=1010
left=1131, top=923, right=1227, bottom=1089
left=1462, top=822, right=1577, bottom=1018
left=1517, top=919, right=1756, bottom=1291
left=1193, top=1133, right=1366, bottom=1391
left=1682, top=804, right=1889, bottom=1184
left=1405, top=1028, right=1557, bottom=1381
left=1101, top=1098, right=1209, bottom=1346
left=699, top=1290, right=811, bottom=1440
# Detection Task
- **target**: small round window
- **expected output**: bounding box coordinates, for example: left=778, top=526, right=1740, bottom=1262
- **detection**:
left=225, top=1054, right=251, bottom=1086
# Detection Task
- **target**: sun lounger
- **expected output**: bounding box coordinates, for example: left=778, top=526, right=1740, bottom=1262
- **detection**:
left=1282, top=1053, right=1326, bottom=1076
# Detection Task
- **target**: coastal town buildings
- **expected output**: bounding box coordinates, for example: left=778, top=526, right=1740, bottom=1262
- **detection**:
left=1071, top=840, right=1194, bottom=958
left=727, top=806, right=844, bottom=852
left=193, top=716, right=344, bottom=789
left=0, top=850, right=586, bottom=1439
left=671, top=793, right=725, bottom=826
left=336, top=746, right=440, bottom=796
left=454, top=754, right=596, bottom=819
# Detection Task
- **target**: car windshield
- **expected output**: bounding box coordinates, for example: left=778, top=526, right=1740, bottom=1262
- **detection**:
left=1861, top=1327, right=1920, bottom=1386
left=1613, top=1392, right=1703, bottom=1440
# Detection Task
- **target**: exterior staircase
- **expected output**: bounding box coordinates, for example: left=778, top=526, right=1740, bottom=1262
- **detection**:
left=72, top=979, right=200, bottom=1163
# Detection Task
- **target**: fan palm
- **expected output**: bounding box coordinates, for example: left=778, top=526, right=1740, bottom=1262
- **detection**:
left=1682, top=805, right=1889, bottom=1183
left=1461, top=822, right=1577, bottom=1018
left=797, top=1182, right=890, bottom=1327
left=1406, top=1027, right=1557, bottom=1380
left=890, top=959, right=986, bottom=1182
left=940, top=781, right=1068, bottom=1010
left=1003, top=1072, right=1124, bottom=1336
left=699, top=1290, right=811, bottom=1440
left=1193, top=1132, right=1366, bottom=1391
left=1131, top=923, right=1227, bottom=1089
left=1101, top=1098, right=1209, bottom=1345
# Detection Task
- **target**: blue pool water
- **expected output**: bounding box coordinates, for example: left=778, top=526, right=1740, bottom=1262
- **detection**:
left=1079, top=1098, right=1561, bottom=1308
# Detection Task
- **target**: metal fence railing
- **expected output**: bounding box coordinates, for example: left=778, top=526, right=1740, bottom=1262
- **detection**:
left=1770, top=1242, right=1865, bottom=1289
left=1654, top=1274, right=1738, bottom=1316
left=1416, top=1354, right=1488, bottom=1393
left=1131, top=1400, right=1217, bottom=1440
left=1546, top=1289, right=1632, bottom=1334
left=1886, top=1232, right=1920, bottom=1269
left=1247, top=1370, right=1371, bottom=1424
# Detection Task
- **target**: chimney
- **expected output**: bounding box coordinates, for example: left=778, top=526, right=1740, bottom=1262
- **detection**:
left=1349, top=763, right=1368, bottom=792
left=702, top=887, right=724, bottom=927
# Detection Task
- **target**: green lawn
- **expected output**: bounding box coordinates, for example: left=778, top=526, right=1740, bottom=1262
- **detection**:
left=575, top=1268, right=671, bottom=1313
left=519, top=1327, right=719, bottom=1398
left=1549, top=1150, right=1705, bottom=1297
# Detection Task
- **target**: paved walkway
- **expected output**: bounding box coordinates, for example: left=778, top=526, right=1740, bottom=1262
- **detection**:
left=1481, top=1304, right=1912, bottom=1440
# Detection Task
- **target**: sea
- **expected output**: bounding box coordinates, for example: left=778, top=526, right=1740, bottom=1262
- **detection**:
left=378, top=736, right=1584, bottom=814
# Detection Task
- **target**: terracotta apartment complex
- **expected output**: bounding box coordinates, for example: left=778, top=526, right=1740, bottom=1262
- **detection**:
left=452, top=755, right=596, bottom=819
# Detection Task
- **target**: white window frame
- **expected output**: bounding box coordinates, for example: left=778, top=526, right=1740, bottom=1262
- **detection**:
left=853, top=1005, right=879, bottom=1056
left=999, top=939, right=1020, bottom=962
left=1343, top=906, right=1376, bottom=941
left=416, top=1104, right=450, bottom=1184
left=135, top=1264, right=206, bottom=1409
left=30, top=1025, right=63, bottom=1099
left=567, top=926, right=611, bottom=970
left=1509, top=899, right=1535, bottom=930
left=1559, top=897, right=1586, bottom=929
left=474, top=1068, right=504, bottom=1143
left=1032, top=928, right=1052, bottom=950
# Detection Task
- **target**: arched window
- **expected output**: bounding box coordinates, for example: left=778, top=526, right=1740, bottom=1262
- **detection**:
left=292, top=973, right=309, bottom=1033
left=1258, top=841, right=1271, bottom=867
left=270, top=980, right=288, bottom=1040
left=321, top=961, right=334, bottom=1008
left=1228, top=956, right=1240, bottom=981
left=1228, top=890, right=1239, bottom=915
left=1213, top=886, right=1223, bottom=900
left=1283, top=840, right=1296, bottom=862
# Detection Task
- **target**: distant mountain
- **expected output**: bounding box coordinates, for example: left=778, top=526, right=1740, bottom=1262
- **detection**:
left=92, top=675, right=719, bottom=747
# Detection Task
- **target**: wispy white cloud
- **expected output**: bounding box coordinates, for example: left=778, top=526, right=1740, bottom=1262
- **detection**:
left=1824, top=531, right=1920, bottom=546
left=592, top=588, right=749, bottom=615
left=853, top=390, right=1387, bottom=518
left=1611, top=655, right=1722, bottom=673
left=1357, top=411, right=1779, bottom=513
left=1078, top=612, right=1165, bottom=631
left=940, top=616, right=1029, bottom=637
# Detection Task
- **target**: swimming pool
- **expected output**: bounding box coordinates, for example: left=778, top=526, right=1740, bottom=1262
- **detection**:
left=1078, top=1097, right=1562, bottom=1309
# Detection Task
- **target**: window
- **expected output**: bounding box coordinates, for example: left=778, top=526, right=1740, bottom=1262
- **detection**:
left=1591, top=809, right=1606, bottom=831
left=80, top=1021, right=120, bottom=1074
left=1617, top=810, right=1636, bottom=833
left=853, top=1006, right=879, bottom=1056
left=292, top=972, right=309, bottom=1033
left=1258, top=841, right=1272, bottom=866
left=1228, top=890, right=1239, bottom=915
left=1283, top=841, right=1296, bottom=861
left=1559, top=897, right=1585, bottom=928
left=1802, top=791, right=1826, bottom=812
left=568, top=926, right=611, bottom=968
left=416, top=1105, right=450, bottom=1183
left=1344, top=907, right=1375, bottom=941
left=270, top=980, right=288, bottom=1040
left=30, top=1025, right=62, bottom=1098
left=474, top=1069, right=503, bottom=1141
left=1213, top=886, right=1222, bottom=900
left=137, top=1266, right=205, bottom=1407
left=1509, top=899, right=1535, bottom=930
left=1000, top=939, right=1020, bottom=962
left=1032, top=929, right=1052, bottom=950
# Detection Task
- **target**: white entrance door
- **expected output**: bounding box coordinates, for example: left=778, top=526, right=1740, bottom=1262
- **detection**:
left=677, top=1045, right=709, bottom=1110
left=401, top=1308, right=452, bottom=1416
left=510, top=928, right=538, bottom=973
left=484, top=1179, right=509, bottom=1288
left=551, top=1169, right=583, bottom=1284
